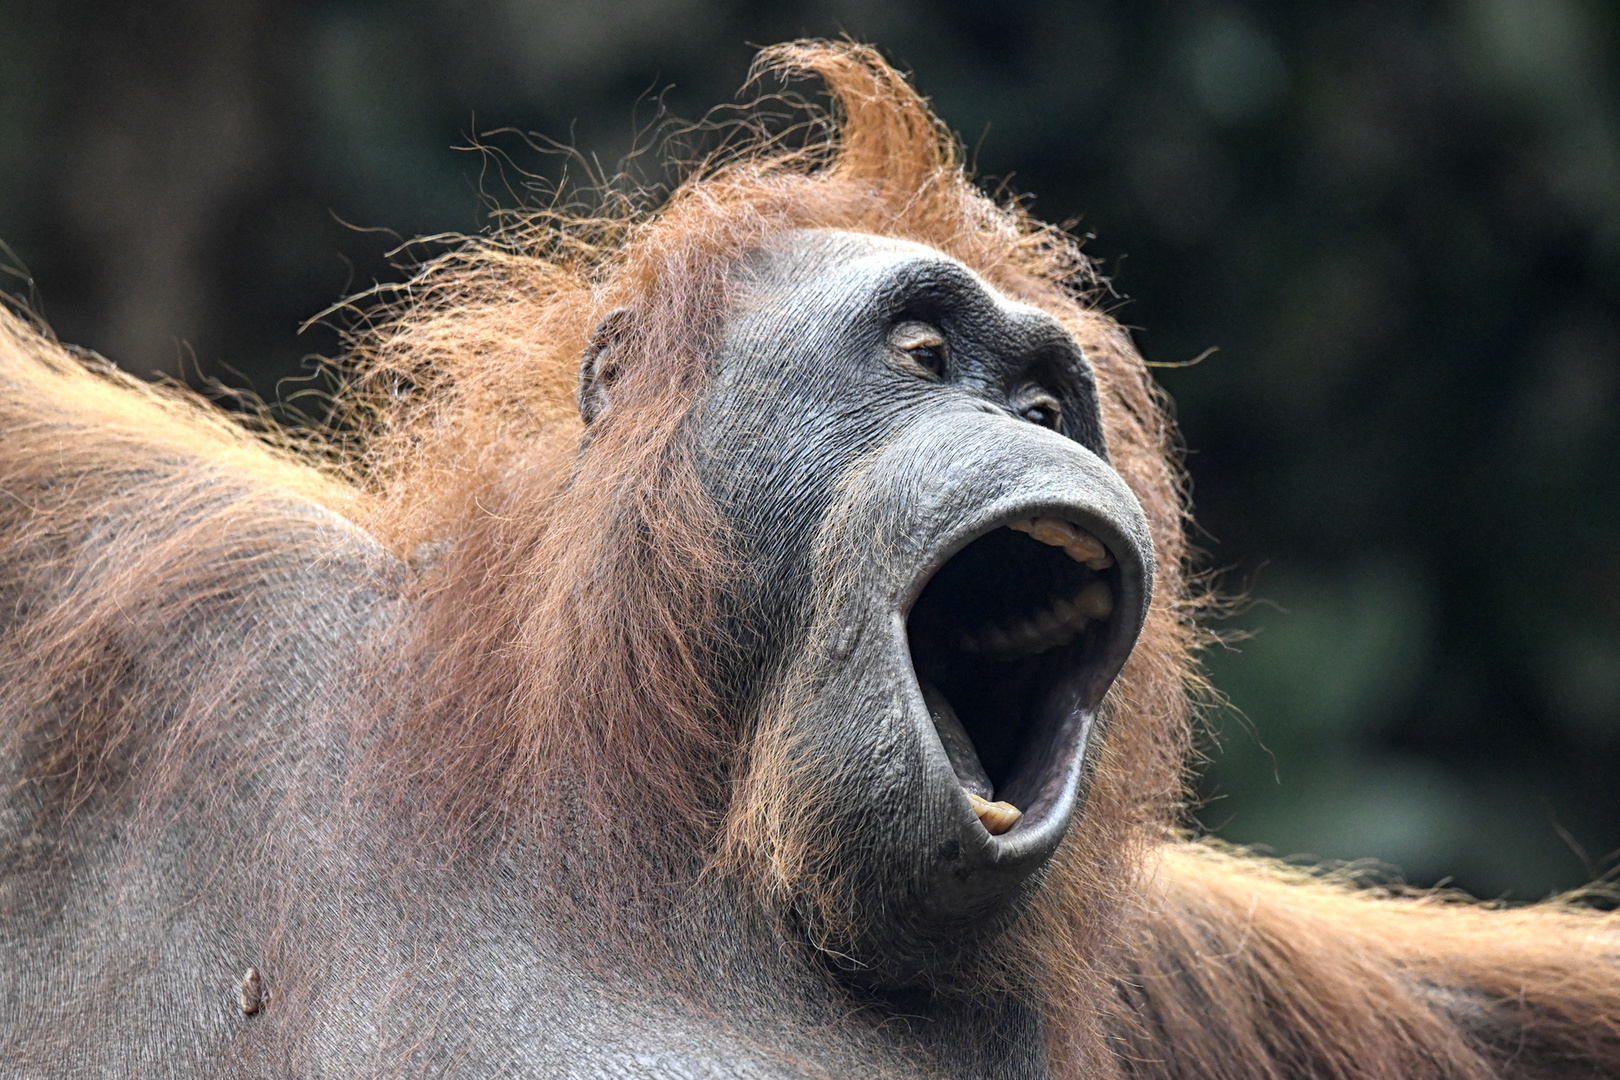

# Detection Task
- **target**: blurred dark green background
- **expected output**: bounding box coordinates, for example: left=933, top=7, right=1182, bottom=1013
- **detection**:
left=2, top=0, right=1616, bottom=899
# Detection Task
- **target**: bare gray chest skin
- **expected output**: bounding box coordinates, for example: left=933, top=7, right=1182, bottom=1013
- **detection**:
left=0, top=561, right=1043, bottom=1079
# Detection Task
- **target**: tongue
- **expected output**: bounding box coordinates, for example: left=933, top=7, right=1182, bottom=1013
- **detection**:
left=920, top=679, right=994, bottom=800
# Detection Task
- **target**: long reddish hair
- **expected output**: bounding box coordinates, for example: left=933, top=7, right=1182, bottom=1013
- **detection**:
left=8, top=41, right=1609, bottom=1080
left=328, top=42, right=1196, bottom=888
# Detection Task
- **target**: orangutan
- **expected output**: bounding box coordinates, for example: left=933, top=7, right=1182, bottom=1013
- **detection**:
left=1, top=41, right=1614, bottom=1079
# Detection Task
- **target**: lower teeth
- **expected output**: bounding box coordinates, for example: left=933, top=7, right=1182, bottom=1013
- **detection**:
left=921, top=680, right=1025, bottom=836
left=966, top=791, right=1022, bottom=835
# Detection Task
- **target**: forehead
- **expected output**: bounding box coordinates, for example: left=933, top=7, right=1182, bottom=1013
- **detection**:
left=745, top=229, right=1044, bottom=324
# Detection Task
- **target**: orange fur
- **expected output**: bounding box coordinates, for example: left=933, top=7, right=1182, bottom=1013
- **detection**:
left=2, top=40, right=1615, bottom=1080
left=1097, top=845, right=1620, bottom=1080
left=0, top=307, right=364, bottom=810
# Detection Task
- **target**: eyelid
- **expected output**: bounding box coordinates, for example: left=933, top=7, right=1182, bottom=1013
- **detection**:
left=889, top=321, right=946, bottom=351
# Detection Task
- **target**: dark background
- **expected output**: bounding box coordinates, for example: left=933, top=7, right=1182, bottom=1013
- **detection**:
left=2, top=0, right=1616, bottom=900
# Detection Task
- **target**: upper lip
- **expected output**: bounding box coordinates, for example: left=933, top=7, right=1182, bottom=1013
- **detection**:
left=768, top=411, right=1156, bottom=968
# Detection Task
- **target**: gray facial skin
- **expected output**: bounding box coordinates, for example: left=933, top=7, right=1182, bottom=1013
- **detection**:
left=687, top=232, right=1153, bottom=981
left=1, top=230, right=1151, bottom=1076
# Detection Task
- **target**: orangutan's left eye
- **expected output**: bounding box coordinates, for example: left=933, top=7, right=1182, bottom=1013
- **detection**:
left=889, top=320, right=948, bottom=379
left=1020, top=397, right=1062, bottom=431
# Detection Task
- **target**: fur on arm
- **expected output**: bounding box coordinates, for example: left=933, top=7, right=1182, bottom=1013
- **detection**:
left=1105, top=842, right=1620, bottom=1080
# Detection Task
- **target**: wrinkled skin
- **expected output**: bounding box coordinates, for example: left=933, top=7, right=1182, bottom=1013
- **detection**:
left=0, top=231, right=1151, bottom=1076
left=688, top=233, right=1151, bottom=981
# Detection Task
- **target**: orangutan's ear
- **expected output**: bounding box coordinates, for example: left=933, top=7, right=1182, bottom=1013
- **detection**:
left=579, top=308, right=634, bottom=425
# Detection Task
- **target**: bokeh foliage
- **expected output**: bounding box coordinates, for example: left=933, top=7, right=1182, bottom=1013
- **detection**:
left=1, top=0, right=1615, bottom=899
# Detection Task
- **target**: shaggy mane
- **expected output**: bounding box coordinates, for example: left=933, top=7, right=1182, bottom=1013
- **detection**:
left=322, top=41, right=1196, bottom=877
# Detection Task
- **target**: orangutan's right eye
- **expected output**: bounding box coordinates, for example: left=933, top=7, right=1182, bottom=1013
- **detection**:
left=889, top=320, right=948, bottom=379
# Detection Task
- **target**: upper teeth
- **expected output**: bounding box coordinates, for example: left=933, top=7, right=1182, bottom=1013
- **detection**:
left=951, top=519, right=1118, bottom=659
left=1008, top=516, right=1114, bottom=569
left=1075, top=579, right=1113, bottom=619
left=956, top=579, right=1112, bottom=659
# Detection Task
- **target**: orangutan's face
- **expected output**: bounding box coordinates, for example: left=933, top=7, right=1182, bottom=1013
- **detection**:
left=580, top=229, right=1154, bottom=983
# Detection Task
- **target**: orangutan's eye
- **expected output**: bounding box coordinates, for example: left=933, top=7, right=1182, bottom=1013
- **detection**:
left=1018, top=395, right=1063, bottom=432
left=889, top=320, right=948, bottom=379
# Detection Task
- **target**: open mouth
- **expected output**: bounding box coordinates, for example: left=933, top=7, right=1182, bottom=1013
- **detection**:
left=905, top=516, right=1123, bottom=838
